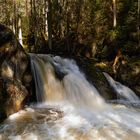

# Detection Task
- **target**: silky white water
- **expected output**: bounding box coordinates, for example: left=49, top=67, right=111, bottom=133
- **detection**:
left=103, top=72, right=140, bottom=105
left=30, top=54, right=106, bottom=110
left=0, top=54, right=140, bottom=140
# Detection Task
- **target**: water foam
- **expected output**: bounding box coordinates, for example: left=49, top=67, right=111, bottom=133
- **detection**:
left=0, top=102, right=140, bottom=140
left=0, top=55, right=140, bottom=140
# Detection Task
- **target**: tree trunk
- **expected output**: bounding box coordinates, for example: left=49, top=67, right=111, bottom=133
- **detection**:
left=18, top=17, right=23, bottom=45
left=138, top=0, right=140, bottom=48
left=113, top=0, right=117, bottom=27
left=138, top=0, right=140, bottom=17
left=32, top=0, right=37, bottom=48
left=25, top=0, right=29, bottom=16
left=29, top=0, right=33, bottom=33
left=13, top=0, right=18, bottom=35
left=4, top=0, right=8, bottom=25
left=75, top=0, right=83, bottom=34
left=43, top=0, right=48, bottom=38
left=47, top=0, right=52, bottom=50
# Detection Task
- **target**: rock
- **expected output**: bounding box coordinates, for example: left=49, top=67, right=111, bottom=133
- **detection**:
left=0, top=24, right=32, bottom=121
left=4, top=80, right=28, bottom=116
left=117, top=58, right=140, bottom=97
left=77, top=56, right=140, bottom=99
left=75, top=58, right=117, bottom=100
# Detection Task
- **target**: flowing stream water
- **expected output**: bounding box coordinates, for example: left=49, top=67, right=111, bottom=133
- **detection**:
left=0, top=54, right=140, bottom=140
left=103, top=72, right=140, bottom=107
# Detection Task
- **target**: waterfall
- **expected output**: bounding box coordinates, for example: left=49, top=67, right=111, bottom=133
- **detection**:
left=30, top=54, right=65, bottom=102
left=1, top=54, right=140, bottom=140
left=30, top=54, right=107, bottom=110
left=103, top=72, right=139, bottom=103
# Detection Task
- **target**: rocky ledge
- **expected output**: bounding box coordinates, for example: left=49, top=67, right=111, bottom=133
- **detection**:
left=0, top=24, right=32, bottom=121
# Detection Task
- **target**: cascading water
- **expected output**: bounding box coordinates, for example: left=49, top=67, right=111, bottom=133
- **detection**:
left=30, top=54, right=106, bottom=110
left=0, top=54, right=140, bottom=140
left=103, top=72, right=140, bottom=105
left=30, top=54, right=65, bottom=102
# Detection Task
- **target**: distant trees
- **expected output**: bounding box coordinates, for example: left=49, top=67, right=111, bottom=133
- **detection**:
left=0, top=0, right=139, bottom=58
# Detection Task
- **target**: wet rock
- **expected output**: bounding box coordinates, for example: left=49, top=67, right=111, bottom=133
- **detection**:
left=0, top=24, right=32, bottom=121
left=4, top=80, right=28, bottom=116
left=77, top=56, right=140, bottom=99
left=117, top=58, right=140, bottom=97
left=75, top=58, right=117, bottom=100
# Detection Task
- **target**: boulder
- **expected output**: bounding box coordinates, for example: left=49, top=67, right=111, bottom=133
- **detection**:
left=75, top=58, right=117, bottom=100
left=0, top=24, right=32, bottom=121
left=117, top=58, right=140, bottom=97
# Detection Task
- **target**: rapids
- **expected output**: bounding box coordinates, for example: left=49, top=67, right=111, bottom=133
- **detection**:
left=103, top=72, right=139, bottom=102
left=0, top=54, right=140, bottom=140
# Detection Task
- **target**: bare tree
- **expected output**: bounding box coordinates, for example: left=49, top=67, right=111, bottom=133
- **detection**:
left=18, top=16, right=23, bottom=45
left=47, top=0, right=52, bottom=50
left=113, top=0, right=117, bottom=27
left=13, top=0, right=18, bottom=35
left=138, top=0, right=140, bottom=48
